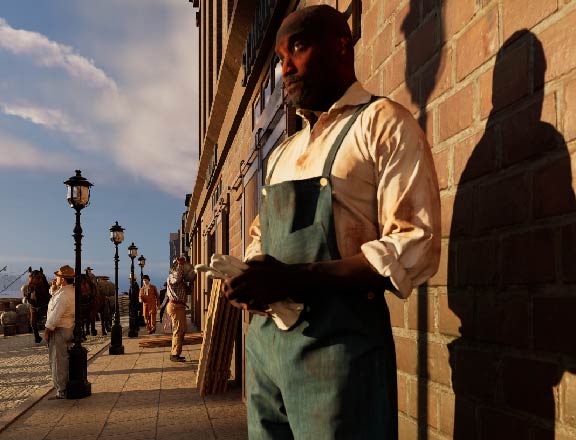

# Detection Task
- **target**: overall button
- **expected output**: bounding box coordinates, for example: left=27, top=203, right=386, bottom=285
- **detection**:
left=319, top=177, right=328, bottom=187
left=261, top=188, right=267, bottom=196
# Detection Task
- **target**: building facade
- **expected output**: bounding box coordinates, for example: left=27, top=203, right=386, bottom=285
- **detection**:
left=186, top=0, right=576, bottom=438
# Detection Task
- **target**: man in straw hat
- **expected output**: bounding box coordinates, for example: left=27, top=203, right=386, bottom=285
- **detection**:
left=44, top=265, right=76, bottom=400
left=223, top=4, right=440, bottom=438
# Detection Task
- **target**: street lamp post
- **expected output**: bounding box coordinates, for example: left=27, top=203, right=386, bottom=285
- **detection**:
left=137, top=255, right=146, bottom=287
left=128, top=242, right=139, bottom=338
left=137, top=255, right=146, bottom=327
left=63, top=170, right=92, bottom=399
left=109, top=222, right=125, bottom=355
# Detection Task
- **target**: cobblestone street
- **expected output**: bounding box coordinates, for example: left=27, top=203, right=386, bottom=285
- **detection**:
left=0, top=327, right=117, bottom=417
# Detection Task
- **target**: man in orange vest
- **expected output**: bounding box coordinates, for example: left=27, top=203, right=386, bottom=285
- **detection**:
left=139, top=275, right=160, bottom=334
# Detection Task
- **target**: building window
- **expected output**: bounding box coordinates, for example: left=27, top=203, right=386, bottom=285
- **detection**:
left=262, top=71, right=272, bottom=110
left=253, top=94, right=262, bottom=128
left=337, top=0, right=362, bottom=42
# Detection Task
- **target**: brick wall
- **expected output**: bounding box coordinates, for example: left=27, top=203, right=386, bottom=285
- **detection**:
left=355, top=0, right=576, bottom=438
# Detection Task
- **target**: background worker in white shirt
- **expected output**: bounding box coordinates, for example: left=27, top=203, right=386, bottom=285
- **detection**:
left=44, top=265, right=75, bottom=400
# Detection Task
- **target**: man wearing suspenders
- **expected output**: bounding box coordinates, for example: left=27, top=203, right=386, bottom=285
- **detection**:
left=224, top=5, right=441, bottom=438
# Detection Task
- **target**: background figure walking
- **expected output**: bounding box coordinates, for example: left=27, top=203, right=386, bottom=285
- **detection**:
left=139, top=275, right=159, bottom=334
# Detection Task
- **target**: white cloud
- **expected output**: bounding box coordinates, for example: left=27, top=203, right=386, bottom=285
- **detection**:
left=0, top=17, right=118, bottom=92
left=0, top=103, right=83, bottom=134
left=0, top=7, right=199, bottom=198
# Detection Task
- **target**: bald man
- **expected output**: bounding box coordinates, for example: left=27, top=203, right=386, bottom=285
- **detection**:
left=224, top=5, right=440, bottom=438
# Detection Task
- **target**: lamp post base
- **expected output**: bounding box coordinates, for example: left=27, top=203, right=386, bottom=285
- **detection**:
left=109, top=323, right=124, bottom=355
left=66, top=344, right=91, bottom=399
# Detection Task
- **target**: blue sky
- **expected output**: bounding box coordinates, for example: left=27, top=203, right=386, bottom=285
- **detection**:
left=0, top=1, right=199, bottom=294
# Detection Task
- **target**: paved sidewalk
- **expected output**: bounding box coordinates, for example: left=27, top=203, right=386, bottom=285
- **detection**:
left=0, top=330, right=248, bottom=440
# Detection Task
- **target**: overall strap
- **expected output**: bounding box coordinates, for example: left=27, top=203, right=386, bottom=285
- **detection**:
left=322, top=95, right=379, bottom=177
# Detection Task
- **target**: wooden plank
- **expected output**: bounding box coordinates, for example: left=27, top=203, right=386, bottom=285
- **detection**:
left=196, top=278, right=221, bottom=394
left=196, top=277, right=242, bottom=396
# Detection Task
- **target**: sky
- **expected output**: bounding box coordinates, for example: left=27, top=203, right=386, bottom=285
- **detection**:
left=0, top=1, right=199, bottom=295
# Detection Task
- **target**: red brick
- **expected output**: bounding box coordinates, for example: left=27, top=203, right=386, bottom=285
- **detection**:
left=407, top=291, right=435, bottom=332
left=428, top=342, right=451, bottom=386
left=386, top=293, right=405, bottom=329
left=533, top=155, right=576, bottom=219
left=565, top=78, right=576, bottom=142
left=501, top=93, right=558, bottom=167
left=540, top=8, right=576, bottom=82
left=362, top=2, right=380, bottom=44
left=453, top=129, right=497, bottom=185
left=421, top=46, right=453, bottom=104
left=455, top=238, right=497, bottom=286
left=439, top=195, right=453, bottom=238
left=359, top=42, right=373, bottom=84
left=476, top=292, right=530, bottom=348
left=534, top=297, right=576, bottom=355
left=503, top=0, right=558, bottom=42
left=563, top=372, right=576, bottom=428
left=408, top=381, right=439, bottom=429
left=365, top=68, right=383, bottom=96
left=373, top=24, right=393, bottom=70
left=438, top=292, right=469, bottom=337
left=405, top=13, right=440, bottom=75
left=562, top=223, right=576, bottom=282
left=389, top=80, right=420, bottom=116
left=502, top=228, right=556, bottom=285
left=502, top=356, right=558, bottom=419
left=432, top=148, right=449, bottom=190
left=439, top=391, right=455, bottom=435
left=438, top=84, right=474, bottom=141
left=478, top=407, right=531, bottom=440
left=397, top=373, right=408, bottom=414
left=383, top=49, right=406, bottom=95
left=429, top=240, right=448, bottom=286
left=455, top=6, right=499, bottom=81
left=383, top=0, right=401, bottom=24
left=398, top=414, right=418, bottom=440
left=395, top=2, right=419, bottom=46
left=476, top=172, right=530, bottom=231
left=479, top=36, right=530, bottom=119
left=442, top=0, right=476, bottom=39
left=395, top=335, right=418, bottom=375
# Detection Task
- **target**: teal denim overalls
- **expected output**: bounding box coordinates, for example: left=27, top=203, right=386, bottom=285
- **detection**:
left=246, top=98, right=398, bottom=440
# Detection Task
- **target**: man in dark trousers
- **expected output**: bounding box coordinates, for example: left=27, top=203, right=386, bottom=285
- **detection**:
left=223, top=5, right=441, bottom=439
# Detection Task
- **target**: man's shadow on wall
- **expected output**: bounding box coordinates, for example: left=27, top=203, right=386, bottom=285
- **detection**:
left=448, top=30, right=576, bottom=439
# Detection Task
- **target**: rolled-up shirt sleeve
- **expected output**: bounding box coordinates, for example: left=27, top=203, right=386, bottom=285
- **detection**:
left=360, top=103, right=441, bottom=298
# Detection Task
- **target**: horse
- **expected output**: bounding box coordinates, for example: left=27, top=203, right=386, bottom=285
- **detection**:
left=78, top=274, right=108, bottom=337
left=21, top=267, right=51, bottom=343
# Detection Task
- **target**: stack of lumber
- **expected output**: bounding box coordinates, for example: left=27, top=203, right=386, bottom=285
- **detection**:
left=138, top=333, right=202, bottom=348
left=196, top=279, right=240, bottom=396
